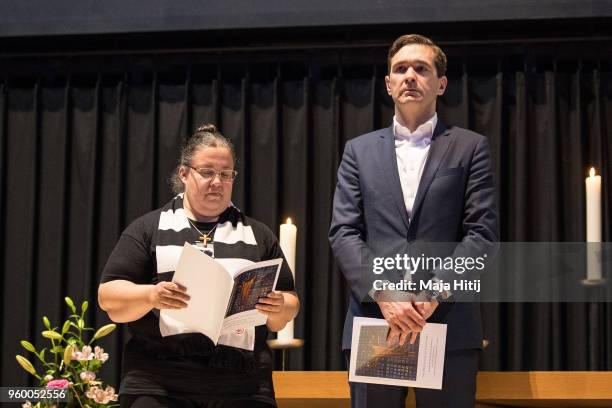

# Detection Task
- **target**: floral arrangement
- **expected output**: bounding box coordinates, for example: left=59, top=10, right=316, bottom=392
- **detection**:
left=16, top=297, right=118, bottom=408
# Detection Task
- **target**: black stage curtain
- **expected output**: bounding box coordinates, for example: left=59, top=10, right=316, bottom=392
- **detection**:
left=1, top=53, right=611, bottom=389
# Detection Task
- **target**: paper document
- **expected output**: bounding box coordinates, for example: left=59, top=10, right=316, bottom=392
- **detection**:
left=349, top=317, right=447, bottom=390
left=160, top=243, right=282, bottom=343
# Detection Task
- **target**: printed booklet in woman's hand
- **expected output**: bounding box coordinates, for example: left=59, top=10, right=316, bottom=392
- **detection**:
left=160, top=243, right=281, bottom=343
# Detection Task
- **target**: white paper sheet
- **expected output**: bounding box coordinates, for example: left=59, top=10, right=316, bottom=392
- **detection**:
left=160, top=244, right=282, bottom=345
left=220, top=259, right=283, bottom=334
left=160, top=243, right=233, bottom=343
left=349, top=317, right=447, bottom=390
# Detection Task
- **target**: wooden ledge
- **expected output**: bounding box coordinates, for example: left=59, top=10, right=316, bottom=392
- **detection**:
left=273, top=371, right=612, bottom=407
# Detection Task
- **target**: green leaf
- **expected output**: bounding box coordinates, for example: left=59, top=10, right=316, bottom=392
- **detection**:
left=81, top=300, right=89, bottom=314
left=42, top=316, right=51, bottom=330
left=92, top=324, right=116, bottom=342
left=64, top=333, right=81, bottom=341
left=64, top=297, right=76, bottom=313
left=46, top=362, right=60, bottom=370
left=62, top=320, right=71, bottom=334
left=21, top=340, right=36, bottom=353
left=39, top=349, right=47, bottom=361
left=42, top=330, right=63, bottom=341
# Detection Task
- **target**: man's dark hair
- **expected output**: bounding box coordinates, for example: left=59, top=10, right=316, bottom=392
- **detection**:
left=387, top=34, right=447, bottom=77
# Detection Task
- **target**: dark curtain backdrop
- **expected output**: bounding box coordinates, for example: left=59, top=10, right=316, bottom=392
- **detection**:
left=1, top=49, right=611, bottom=388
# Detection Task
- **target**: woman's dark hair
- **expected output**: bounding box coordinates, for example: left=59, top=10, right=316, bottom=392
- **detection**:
left=169, top=123, right=236, bottom=194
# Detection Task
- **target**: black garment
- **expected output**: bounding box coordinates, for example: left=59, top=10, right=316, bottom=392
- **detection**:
left=120, top=394, right=274, bottom=408
left=345, top=349, right=480, bottom=408
left=101, top=202, right=294, bottom=406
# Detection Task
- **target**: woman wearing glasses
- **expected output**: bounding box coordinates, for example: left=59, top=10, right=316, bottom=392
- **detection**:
left=98, top=124, right=299, bottom=408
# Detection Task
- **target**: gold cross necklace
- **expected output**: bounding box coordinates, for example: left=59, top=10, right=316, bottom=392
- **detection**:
left=188, top=218, right=217, bottom=248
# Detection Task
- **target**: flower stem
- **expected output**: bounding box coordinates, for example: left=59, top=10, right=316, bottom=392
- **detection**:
left=70, top=384, right=86, bottom=408
left=51, top=339, right=59, bottom=368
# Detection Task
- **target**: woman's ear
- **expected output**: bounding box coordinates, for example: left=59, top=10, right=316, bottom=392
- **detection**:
left=178, top=165, right=189, bottom=183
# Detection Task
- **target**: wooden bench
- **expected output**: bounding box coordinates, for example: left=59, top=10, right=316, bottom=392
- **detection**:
left=273, top=371, right=612, bottom=407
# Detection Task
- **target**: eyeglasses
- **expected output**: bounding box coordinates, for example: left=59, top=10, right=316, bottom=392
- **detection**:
left=187, top=166, right=238, bottom=182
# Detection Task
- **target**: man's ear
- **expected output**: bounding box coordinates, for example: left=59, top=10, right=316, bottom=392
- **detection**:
left=437, top=76, right=448, bottom=96
left=385, top=75, right=392, bottom=95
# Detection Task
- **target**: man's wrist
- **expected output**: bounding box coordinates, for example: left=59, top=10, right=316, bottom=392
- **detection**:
left=425, top=277, right=453, bottom=302
left=369, top=282, right=390, bottom=302
left=421, top=288, right=453, bottom=302
left=372, top=289, right=416, bottom=302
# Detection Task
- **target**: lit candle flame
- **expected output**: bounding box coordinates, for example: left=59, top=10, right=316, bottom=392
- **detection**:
left=286, top=217, right=292, bottom=225
left=589, top=167, right=596, bottom=177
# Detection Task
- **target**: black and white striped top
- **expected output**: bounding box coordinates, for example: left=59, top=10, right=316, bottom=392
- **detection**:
left=101, top=195, right=294, bottom=403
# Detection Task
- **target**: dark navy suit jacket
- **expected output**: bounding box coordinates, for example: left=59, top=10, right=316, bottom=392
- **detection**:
left=329, top=121, right=499, bottom=351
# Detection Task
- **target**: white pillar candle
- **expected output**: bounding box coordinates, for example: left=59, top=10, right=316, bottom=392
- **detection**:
left=278, top=218, right=297, bottom=341
left=586, top=167, right=602, bottom=280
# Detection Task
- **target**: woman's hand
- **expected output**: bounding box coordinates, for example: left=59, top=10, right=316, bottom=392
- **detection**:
left=148, top=281, right=190, bottom=310
left=255, top=290, right=285, bottom=315
left=99, top=280, right=189, bottom=323
left=256, top=291, right=299, bottom=332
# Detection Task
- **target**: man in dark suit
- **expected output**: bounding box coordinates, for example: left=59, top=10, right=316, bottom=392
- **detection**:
left=329, top=34, right=499, bottom=408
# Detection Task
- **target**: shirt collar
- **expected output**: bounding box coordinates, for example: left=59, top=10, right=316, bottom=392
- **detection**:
left=393, top=113, right=437, bottom=144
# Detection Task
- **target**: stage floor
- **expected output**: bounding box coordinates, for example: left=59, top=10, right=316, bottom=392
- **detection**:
left=273, top=371, right=612, bottom=407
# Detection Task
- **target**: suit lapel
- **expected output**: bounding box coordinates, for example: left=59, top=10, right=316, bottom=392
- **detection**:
left=378, top=126, right=410, bottom=230
left=409, top=121, right=453, bottom=224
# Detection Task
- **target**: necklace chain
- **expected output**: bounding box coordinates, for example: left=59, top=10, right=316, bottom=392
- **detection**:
left=188, top=219, right=217, bottom=243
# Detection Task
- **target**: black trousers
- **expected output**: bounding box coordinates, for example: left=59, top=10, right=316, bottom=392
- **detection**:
left=120, top=394, right=274, bottom=408
left=345, top=349, right=480, bottom=408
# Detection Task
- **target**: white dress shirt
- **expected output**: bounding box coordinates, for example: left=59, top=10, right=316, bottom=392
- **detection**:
left=369, top=113, right=438, bottom=299
left=393, top=113, right=437, bottom=219
left=393, top=114, right=451, bottom=295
